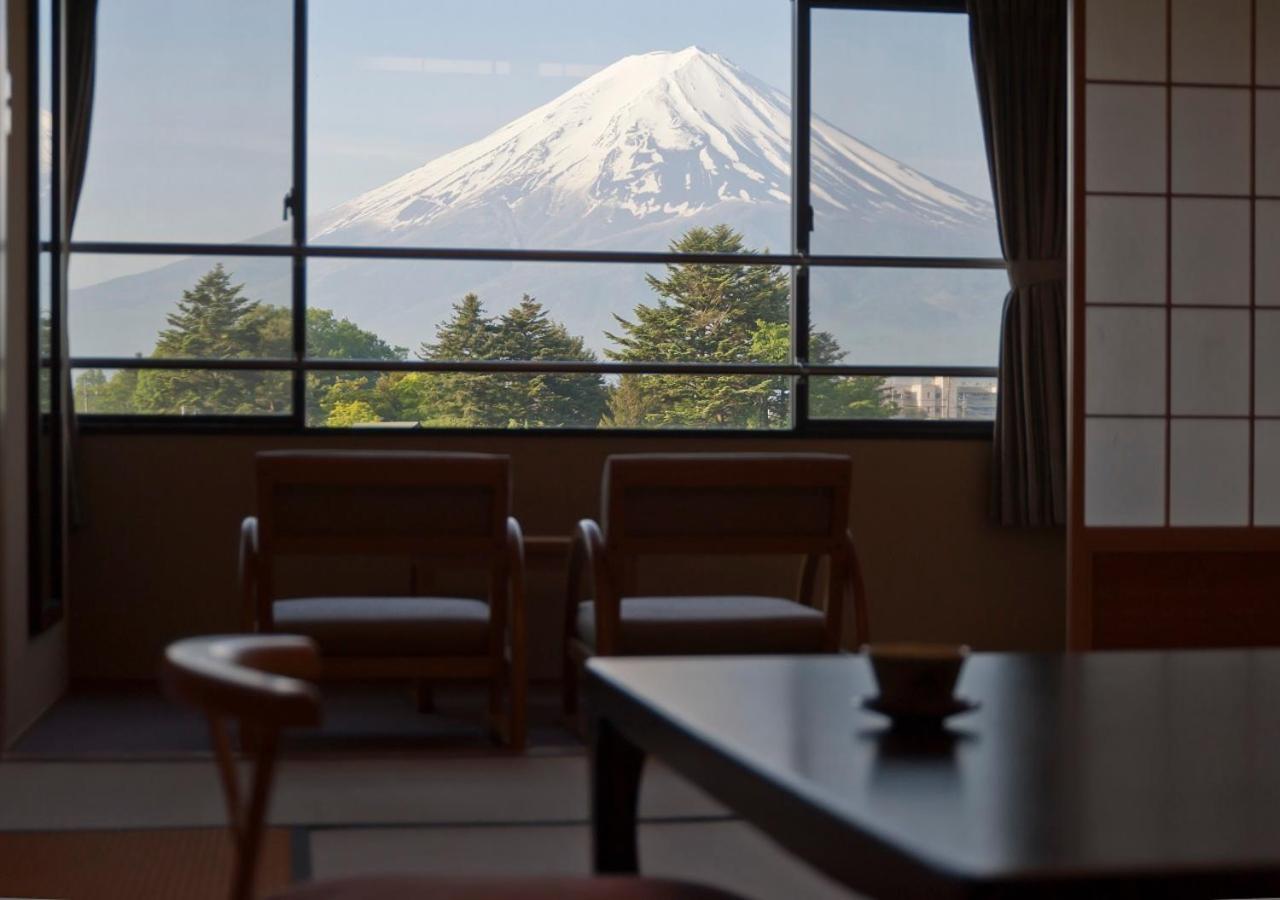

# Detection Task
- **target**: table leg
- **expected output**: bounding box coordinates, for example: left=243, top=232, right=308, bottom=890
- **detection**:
left=591, top=715, right=646, bottom=874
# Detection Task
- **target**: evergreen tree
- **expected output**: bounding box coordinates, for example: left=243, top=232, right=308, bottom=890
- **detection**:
left=90, top=265, right=406, bottom=420
left=488, top=296, right=608, bottom=427
left=76, top=365, right=139, bottom=414
left=606, top=225, right=895, bottom=427
left=133, top=265, right=282, bottom=414
left=397, top=293, right=607, bottom=428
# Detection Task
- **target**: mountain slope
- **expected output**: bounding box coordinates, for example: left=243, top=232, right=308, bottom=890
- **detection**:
left=71, top=47, right=999, bottom=361
left=312, top=46, right=990, bottom=250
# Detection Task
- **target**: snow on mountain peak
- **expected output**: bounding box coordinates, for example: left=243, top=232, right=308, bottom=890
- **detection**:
left=312, top=47, right=991, bottom=245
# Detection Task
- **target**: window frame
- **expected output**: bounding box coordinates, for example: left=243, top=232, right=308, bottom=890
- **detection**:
left=38, top=0, right=1005, bottom=439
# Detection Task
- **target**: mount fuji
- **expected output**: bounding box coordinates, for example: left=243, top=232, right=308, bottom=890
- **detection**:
left=70, top=47, right=1001, bottom=362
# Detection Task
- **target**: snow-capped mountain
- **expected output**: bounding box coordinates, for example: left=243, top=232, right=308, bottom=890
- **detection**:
left=311, top=46, right=990, bottom=250
left=70, top=47, right=1001, bottom=362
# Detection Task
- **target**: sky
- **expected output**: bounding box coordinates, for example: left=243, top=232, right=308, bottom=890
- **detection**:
left=64, top=0, right=992, bottom=286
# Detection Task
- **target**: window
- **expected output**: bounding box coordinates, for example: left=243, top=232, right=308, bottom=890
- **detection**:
left=42, top=0, right=1005, bottom=433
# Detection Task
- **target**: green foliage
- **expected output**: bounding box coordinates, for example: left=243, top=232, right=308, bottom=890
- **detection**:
left=395, top=293, right=608, bottom=428
left=605, top=225, right=895, bottom=427
left=73, top=234, right=897, bottom=426
left=76, top=265, right=405, bottom=419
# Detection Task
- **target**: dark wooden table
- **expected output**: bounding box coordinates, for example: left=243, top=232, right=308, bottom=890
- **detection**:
left=586, top=651, right=1280, bottom=899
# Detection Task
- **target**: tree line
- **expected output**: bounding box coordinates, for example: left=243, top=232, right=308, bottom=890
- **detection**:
left=77, top=225, right=897, bottom=427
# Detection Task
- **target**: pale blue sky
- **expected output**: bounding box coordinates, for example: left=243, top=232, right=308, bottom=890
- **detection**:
left=68, top=1, right=991, bottom=283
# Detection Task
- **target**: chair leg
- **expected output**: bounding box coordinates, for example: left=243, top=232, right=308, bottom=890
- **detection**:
left=414, top=680, right=436, bottom=714
left=509, top=668, right=527, bottom=752
left=488, top=669, right=505, bottom=745
left=238, top=718, right=258, bottom=754
left=562, top=652, right=580, bottom=717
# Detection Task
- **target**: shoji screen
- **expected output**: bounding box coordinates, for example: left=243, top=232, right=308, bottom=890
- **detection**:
left=1070, top=0, right=1280, bottom=648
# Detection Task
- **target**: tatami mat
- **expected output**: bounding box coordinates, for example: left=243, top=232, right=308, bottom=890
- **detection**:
left=0, top=827, right=293, bottom=900
left=0, top=755, right=725, bottom=831
left=11, top=682, right=576, bottom=757
left=306, top=820, right=857, bottom=899
left=0, top=684, right=859, bottom=898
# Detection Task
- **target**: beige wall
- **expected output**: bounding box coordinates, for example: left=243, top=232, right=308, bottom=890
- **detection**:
left=70, top=432, right=1065, bottom=680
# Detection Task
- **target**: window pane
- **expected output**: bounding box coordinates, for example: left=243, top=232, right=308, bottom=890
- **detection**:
left=810, top=9, right=1000, bottom=258
left=38, top=253, right=52, bottom=413
left=73, top=368, right=292, bottom=416
left=308, top=0, right=790, bottom=253
left=38, top=0, right=51, bottom=243
left=75, top=1, right=292, bottom=243
left=809, top=267, right=1007, bottom=367
left=69, top=255, right=292, bottom=359
left=810, top=375, right=997, bottom=421
left=308, top=369, right=790, bottom=431
left=305, top=255, right=795, bottom=367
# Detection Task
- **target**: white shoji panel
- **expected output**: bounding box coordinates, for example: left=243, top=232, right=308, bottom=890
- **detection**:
left=1259, top=202, right=1280, bottom=307
left=1260, top=0, right=1280, bottom=86
left=1086, top=85, right=1167, bottom=193
left=1171, top=309, right=1252, bottom=416
left=1086, top=0, right=1167, bottom=82
left=1086, top=196, right=1167, bottom=306
left=1258, top=91, right=1280, bottom=196
left=1256, top=311, right=1280, bottom=416
left=1170, top=199, right=1251, bottom=306
left=1171, top=0, right=1252, bottom=85
left=1085, top=418, right=1167, bottom=526
left=1255, top=421, right=1280, bottom=525
left=1170, top=419, right=1251, bottom=525
left=1086, top=307, right=1167, bottom=415
left=1172, top=88, right=1252, bottom=195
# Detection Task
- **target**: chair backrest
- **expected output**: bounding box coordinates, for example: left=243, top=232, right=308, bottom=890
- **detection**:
left=161, top=635, right=322, bottom=900
left=601, top=453, right=853, bottom=557
left=255, top=450, right=510, bottom=561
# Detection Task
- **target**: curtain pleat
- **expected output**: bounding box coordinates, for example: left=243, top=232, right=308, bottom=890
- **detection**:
left=61, top=0, right=99, bottom=527
left=967, top=0, right=1068, bottom=527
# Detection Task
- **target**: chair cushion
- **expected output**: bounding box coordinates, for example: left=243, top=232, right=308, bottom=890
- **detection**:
left=576, top=596, right=827, bottom=655
left=272, top=597, right=490, bottom=657
left=275, top=875, right=741, bottom=899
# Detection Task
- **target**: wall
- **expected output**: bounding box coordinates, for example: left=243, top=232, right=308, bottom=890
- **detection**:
left=1071, top=0, right=1280, bottom=647
left=1, top=0, right=69, bottom=745
left=70, top=432, right=1065, bottom=680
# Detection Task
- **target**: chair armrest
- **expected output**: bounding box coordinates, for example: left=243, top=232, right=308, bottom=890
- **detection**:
left=239, top=516, right=260, bottom=632
left=506, top=516, right=528, bottom=641
left=506, top=517, right=528, bottom=748
left=567, top=519, right=619, bottom=654
left=844, top=530, right=870, bottom=645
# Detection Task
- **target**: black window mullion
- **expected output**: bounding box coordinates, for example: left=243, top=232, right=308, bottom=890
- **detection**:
left=290, top=0, right=308, bottom=428
left=792, top=0, right=813, bottom=434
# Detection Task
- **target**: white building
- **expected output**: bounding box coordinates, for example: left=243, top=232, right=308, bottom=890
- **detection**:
left=886, top=376, right=997, bottom=420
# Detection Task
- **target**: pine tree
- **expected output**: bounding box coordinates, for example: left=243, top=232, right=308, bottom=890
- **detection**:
left=405, top=293, right=608, bottom=428
left=134, top=265, right=279, bottom=414
left=605, top=225, right=896, bottom=427
left=489, top=296, right=608, bottom=427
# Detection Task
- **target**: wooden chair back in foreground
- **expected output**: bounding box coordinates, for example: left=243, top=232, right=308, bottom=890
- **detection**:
left=162, top=635, right=321, bottom=900
left=565, top=453, right=867, bottom=714
left=163, top=634, right=743, bottom=900
left=241, top=450, right=526, bottom=747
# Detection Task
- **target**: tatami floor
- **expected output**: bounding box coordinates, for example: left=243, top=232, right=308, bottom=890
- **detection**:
left=0, top=684, right=860, bottom=899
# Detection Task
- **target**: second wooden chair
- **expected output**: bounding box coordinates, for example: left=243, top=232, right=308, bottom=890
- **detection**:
left=240, top=450, right=527, bottom=747
left=563, top=453, right=868, bottom=715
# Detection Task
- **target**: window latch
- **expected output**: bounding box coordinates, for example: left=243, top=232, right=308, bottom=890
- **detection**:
left=282, top=189, right=295, bottom=221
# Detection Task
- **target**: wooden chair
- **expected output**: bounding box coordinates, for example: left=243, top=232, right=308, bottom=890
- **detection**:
left=161, top=634, right=743, bottom=900
left=564, top=453, right=868, bottom=715
left=240, top=451, right=526, bottom=748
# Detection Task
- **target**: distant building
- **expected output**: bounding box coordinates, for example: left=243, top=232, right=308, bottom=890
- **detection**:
left=886, top=376, right=997, bottom=420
